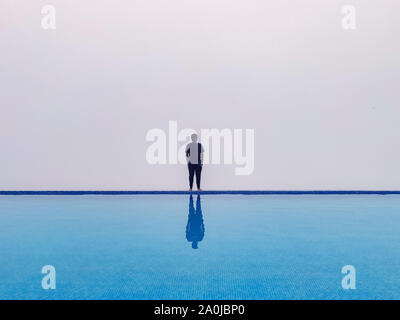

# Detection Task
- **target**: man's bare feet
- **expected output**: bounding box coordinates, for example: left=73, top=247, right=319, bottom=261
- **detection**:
left=197, top=188, right=202, bottom=192
left=189, top=188, right=193, bottom=192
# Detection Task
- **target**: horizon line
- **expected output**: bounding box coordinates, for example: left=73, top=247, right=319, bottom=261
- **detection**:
left=1, top=190, right=399, bottom=195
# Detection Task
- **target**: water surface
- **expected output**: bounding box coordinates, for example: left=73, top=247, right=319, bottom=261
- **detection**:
left=0, top=195, right=399, bottom=299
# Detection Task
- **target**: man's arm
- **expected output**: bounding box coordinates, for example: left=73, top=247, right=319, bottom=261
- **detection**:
left=185, top=145, right=190, bottom=163
left=200, top=144, right=204, bottom=164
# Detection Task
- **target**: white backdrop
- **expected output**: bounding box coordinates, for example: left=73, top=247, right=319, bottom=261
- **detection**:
left=1, top=0, right=399, bottom=190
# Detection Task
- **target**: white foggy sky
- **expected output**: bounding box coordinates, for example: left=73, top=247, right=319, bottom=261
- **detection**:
left=0, top=0, right=399, bottom=190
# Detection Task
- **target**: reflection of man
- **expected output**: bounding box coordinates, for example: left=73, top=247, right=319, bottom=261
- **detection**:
left=185, top=133, right=204, bottom=192
left=186, top=195, right=204, bottom=249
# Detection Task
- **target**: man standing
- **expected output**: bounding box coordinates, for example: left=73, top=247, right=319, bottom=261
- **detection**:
left=185, top=133, right=204, bottom=191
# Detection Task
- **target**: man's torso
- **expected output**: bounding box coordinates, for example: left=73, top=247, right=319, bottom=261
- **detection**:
left=186, top=142, right=203, bottom=165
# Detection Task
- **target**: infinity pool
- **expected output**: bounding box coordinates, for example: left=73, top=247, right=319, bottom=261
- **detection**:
left=0, top=194, right=399, bottom=299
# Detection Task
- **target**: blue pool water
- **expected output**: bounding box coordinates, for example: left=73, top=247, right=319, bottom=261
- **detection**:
left=0, top=194, right=399, bottom=300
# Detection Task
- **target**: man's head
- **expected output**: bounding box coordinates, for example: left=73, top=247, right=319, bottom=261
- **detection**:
left=191, top=133, right=198, bottom=142
left=192, top=241, right=198, bottom=249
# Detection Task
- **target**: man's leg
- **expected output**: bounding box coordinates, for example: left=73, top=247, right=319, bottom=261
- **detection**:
left=188, top=163, right=195, bottom=190
left=195, top=165, right=202, bottom=190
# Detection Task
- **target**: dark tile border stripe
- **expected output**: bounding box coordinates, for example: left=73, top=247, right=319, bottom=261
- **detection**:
left=0, top=191, right=399, bottom=195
